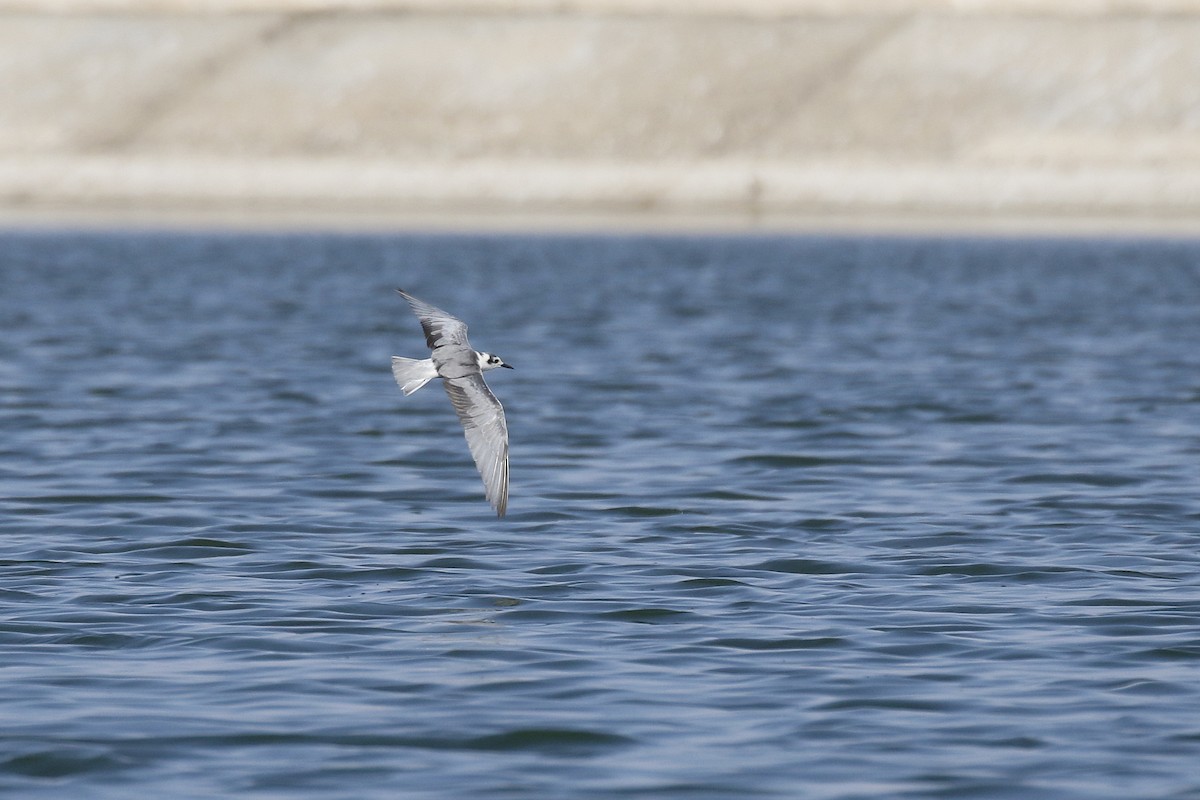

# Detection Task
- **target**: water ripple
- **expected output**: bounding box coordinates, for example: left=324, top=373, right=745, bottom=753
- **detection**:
left=2, top=232, right=1200, bottom=799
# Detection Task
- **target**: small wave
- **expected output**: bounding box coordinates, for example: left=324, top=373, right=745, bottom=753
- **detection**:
left=1004, top=472, right=1143, bottom=487
left=465, top=728, right=634, bottom=754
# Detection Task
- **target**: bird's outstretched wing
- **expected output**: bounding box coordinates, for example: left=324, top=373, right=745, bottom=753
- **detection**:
left=442, top=373, right=509, bottom=517
left=397, top=289, right=470, bottom=351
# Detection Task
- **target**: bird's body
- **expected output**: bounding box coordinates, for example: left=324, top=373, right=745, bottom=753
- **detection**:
left=392, top=289, right=512, bottom=516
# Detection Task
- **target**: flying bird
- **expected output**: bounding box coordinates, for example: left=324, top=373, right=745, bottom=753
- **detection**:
left=391, top=289, right=512, bottom=516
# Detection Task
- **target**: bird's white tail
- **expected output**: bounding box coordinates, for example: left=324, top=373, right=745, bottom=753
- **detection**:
left=391, top=356, right=438, bottom=395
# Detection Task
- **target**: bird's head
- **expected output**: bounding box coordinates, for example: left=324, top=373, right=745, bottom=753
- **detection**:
left=478, top=352, right=514, bottom=371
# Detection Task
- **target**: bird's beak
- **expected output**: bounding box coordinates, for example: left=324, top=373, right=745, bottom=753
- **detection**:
left=502, top=363, right=514, bottom=369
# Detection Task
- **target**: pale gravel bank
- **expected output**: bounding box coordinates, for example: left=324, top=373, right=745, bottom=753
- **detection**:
left=2, top=0, right=1199, bottom=233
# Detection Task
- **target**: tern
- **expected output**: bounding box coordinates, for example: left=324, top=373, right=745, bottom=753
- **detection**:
left=391, top=289, right=513, bottom=516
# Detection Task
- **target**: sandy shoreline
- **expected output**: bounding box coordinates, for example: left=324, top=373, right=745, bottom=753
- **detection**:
left=3, top=156, right=1199, bottom=236
left=6, top=204, right=1199, bottom=239
left=4, top=2, right=1199, bottom=235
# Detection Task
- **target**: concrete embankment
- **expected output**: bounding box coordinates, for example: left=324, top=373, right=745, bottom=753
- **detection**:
left=2, top=0, right=1199, bottom=233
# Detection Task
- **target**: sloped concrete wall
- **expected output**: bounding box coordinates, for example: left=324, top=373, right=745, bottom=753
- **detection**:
left=2, top=1, right=1199, bottom=231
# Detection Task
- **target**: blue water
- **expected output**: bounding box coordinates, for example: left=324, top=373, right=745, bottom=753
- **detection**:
left=2, top=230, right=1199, bottom=799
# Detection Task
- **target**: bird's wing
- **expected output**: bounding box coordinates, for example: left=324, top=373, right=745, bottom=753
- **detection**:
left=397, top=289, right=471, bottom=350
left=442, top=373, right=509, bottom=517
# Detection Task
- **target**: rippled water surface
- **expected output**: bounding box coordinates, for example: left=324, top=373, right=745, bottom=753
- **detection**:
left=2, top=231, right=1200, bottom=799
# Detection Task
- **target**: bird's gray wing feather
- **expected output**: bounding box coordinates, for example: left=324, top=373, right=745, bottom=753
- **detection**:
left=442, top=373, right=509, bottom=517
left=397, top=289, right=471, bottom=350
